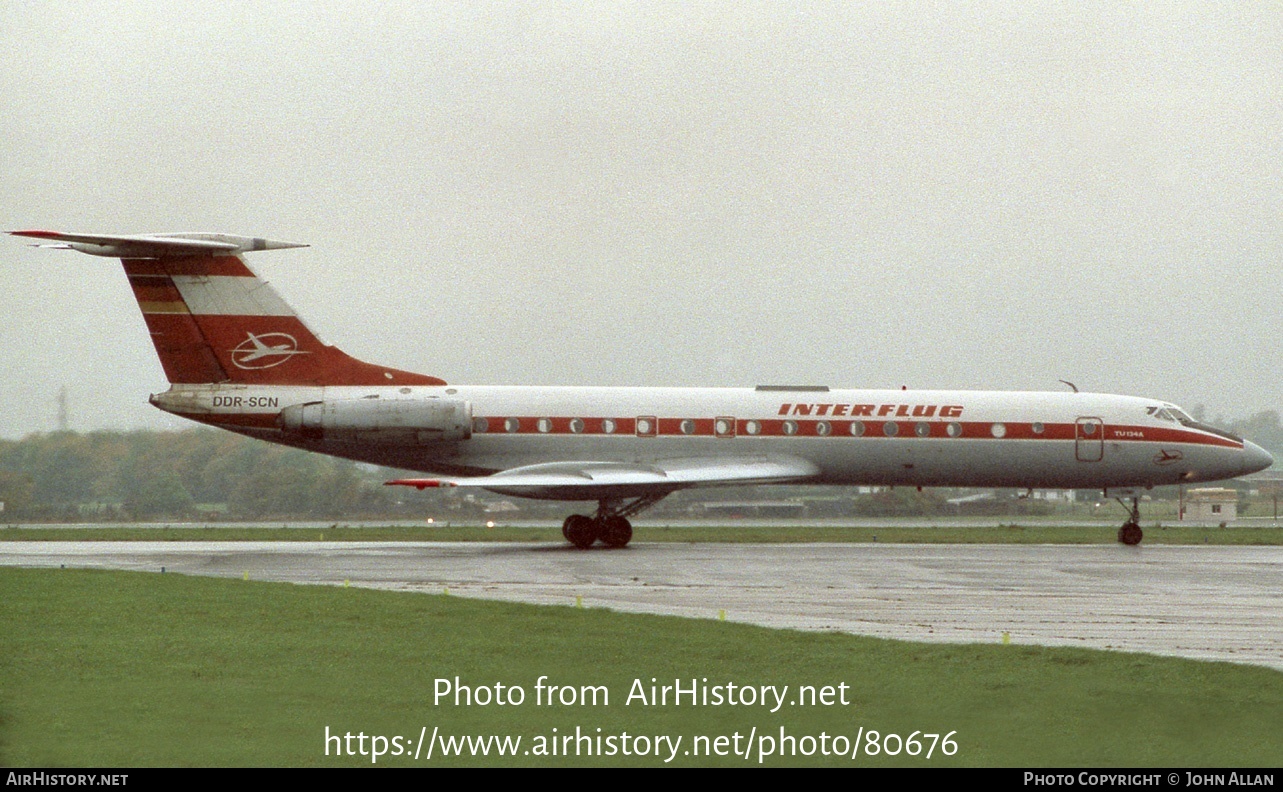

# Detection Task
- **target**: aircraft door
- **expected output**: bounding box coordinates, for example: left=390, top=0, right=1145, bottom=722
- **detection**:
left=1075, top=417, right=1104, bottom=462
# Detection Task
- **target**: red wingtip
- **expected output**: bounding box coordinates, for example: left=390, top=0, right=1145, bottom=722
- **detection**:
left=9, top=230, right=63, bottom=239
left=385, top=478, right=454, bottom=490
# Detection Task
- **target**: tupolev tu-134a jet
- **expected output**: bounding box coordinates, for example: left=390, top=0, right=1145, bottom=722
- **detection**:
left=12, top=229, right=1273, bottom=548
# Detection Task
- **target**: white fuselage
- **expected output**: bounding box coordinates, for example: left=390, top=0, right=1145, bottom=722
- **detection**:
left=152, top=383, right=1270, bottom=494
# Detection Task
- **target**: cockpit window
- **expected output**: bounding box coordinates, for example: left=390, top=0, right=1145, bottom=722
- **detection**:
left=1160, top=405, right=1243, bottom=443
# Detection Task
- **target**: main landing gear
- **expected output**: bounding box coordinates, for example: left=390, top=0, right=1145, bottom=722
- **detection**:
left=1115, top=494, right=1143, bottom=546
left=562, top=513, right=631, bottom=549
left=561, top=493, right=669, bottom=549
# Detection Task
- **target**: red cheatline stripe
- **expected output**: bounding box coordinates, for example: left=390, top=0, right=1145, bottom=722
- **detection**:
left=469, top=417, right=1241, bottom=448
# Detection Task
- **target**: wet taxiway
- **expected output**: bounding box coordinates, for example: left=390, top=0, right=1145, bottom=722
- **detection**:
left=3, top=541, right=1280, bottom=671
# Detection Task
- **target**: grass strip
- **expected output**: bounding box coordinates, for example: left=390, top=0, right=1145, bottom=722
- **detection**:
left=1, top=566, right=1280, bottom=766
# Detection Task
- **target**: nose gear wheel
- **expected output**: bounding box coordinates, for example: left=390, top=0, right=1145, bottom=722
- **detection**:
left=1115, top=495, right=1144, bottom=546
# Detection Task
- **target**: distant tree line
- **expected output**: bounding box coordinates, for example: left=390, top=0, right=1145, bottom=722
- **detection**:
left=0, top=429, right=416, bottom=521
left=1224, top=411, right=1283, bottom=458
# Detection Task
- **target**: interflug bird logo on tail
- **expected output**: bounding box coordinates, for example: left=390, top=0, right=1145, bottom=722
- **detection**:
left=230, top=332, right=311, bottom=370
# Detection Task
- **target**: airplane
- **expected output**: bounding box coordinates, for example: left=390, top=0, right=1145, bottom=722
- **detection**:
left=10, top=229, right=1274, bottom=548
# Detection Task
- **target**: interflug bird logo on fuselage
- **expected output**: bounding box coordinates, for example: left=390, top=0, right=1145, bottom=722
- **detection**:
left=230, top=332, right=311, bottom=370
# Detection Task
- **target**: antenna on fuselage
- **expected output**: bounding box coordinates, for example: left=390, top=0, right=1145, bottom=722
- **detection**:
left=1059, top=380, right=1079, bottom=393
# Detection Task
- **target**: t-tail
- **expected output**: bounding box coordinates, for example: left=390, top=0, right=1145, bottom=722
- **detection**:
left=10, top=230, right=444, bottom=388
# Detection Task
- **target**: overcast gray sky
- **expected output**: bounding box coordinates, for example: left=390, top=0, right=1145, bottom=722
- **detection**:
left=1, top=2, right=1279, bottom=438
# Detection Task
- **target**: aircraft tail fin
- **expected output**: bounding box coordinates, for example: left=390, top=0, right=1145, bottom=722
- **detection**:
left=11, top=230, right=446, bottom=387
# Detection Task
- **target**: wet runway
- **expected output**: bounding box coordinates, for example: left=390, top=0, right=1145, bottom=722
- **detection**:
left=4, top=541, right=1281, bottom=671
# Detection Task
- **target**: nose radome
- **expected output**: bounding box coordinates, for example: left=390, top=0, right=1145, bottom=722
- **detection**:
left=1242, top=441, right=1274, bottom=476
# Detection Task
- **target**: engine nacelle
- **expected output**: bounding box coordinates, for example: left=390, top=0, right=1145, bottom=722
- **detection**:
left=278, top=398, right=472, bottom=443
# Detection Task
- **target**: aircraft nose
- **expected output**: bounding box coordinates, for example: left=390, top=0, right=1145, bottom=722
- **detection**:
left=1241, top=440, right=1274, bottom=476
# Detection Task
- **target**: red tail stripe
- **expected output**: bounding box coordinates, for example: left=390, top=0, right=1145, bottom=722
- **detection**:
left=138, top=313, right=228, bottom=384
left=122, top=256, right=257, bottom=277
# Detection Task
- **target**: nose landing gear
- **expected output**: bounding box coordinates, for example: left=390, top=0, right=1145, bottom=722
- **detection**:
left=1115, top=495, right=1143, bottom=545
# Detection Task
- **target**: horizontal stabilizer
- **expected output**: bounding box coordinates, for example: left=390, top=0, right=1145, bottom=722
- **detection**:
left=9, top=230, right=306, bottom=258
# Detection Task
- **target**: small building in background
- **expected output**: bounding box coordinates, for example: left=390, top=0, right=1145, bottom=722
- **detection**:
left=1182, top=488, right=1238, bottom=521
left=1241, top=469, right=1283, bottom=521
left=1031, top=489, right=1076, bottom=502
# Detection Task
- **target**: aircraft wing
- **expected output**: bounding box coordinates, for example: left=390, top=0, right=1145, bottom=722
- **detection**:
left=386, top=455, right=820, bottom=500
